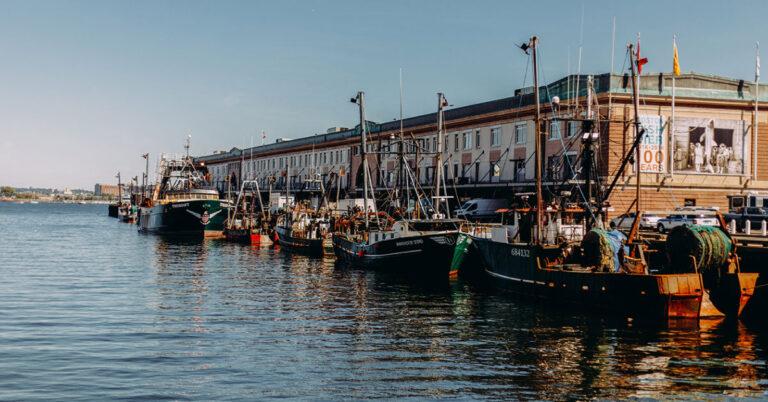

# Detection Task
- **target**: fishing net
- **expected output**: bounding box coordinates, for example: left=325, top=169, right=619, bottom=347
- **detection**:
left=581, top=229, right=627, bottom=272
left=665, top=225, right=732, bottom=274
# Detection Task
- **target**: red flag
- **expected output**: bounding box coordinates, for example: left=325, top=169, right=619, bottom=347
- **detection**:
left=636, top=40, right=648, bottom=73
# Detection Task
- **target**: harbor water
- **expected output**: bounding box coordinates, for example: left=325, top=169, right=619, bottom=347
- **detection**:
left=2, top=202, right=768, bottom=400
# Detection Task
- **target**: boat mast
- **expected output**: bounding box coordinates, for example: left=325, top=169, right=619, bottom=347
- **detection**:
left=142, top=153, right=149, bottom=202
left=434, top=93, right=450, bottom=218
left=116, top=172, right=122, bottom=202
left=628, top=43, right=642, bottom=237
left=529, top=36, right=544, bottom=244
left=353, top=91, right=370, bottom=229
left=286, top=154, right=291, bottom=207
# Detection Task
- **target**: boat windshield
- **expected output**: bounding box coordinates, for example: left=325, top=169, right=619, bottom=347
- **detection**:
left=165, top=191, right=218, bottom=200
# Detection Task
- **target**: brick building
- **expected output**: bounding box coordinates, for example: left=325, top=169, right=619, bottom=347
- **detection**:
left=94, top=183, right=120, bottom=196
left=194, top=72, right=768, bottom=217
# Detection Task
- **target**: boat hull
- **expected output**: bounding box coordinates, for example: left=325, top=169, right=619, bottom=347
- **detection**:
left=276, top=226, right=324, bottom=256
left=332, top=231, right=458, bottom=274
left=138, top=200, right=227, bottom=236
left=472, top=237, right=704, bottom=319
left=224, top=228, right=274, bottom=245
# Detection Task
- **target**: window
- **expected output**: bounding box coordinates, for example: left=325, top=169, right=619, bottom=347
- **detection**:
left=444, top=135, right=449, bottom=152
left=463, top=132, right=472, bottom=150
left=562, top=153, right=575, bottom=180
left=515, top=124, right=527, bottom=144
left=549, top=121, right=561, bottom=140
left=491, top=127, right=501, bottom=146
left=454, top=134, right=459, bottom=151
left=566, top=121, right=579, bottom=138
left=475, top=131, right=481, bottom=149
left=547, top=155, right=560, bottom=181
left=433, top=136, right=437, bottom=152
left=490, top=162, right=500, bottom=178
left=514, top=159, right=526, bottom=182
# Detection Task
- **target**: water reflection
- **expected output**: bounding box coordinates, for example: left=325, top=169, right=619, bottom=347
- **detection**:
left=138, top=233, right=768, bottom=399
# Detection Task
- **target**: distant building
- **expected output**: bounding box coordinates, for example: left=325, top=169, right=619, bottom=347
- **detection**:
left=94, top=184, right=120, bottom=196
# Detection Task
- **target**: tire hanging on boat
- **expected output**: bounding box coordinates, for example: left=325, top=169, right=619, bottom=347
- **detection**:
left=665, top=225, right=732, bottom=274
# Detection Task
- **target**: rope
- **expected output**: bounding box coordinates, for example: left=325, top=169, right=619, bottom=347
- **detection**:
left=538, top=47, right=602, bottom=229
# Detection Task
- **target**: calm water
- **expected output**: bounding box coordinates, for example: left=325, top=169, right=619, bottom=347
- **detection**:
left=1, top=202, right=768, bottom=400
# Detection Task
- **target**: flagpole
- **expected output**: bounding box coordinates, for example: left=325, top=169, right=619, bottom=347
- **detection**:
left=671, top=35, right=676, bottom=178
left=608, top=16, right=615, bottom=120
left=755, top=41, right=760, bottom=182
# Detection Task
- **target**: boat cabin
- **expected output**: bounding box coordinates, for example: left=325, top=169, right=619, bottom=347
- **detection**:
left=162, top=188, right=219, bottom=203
left=489, top=208, right=587, bottom=245
left=367, top=219, right=461, bottom=245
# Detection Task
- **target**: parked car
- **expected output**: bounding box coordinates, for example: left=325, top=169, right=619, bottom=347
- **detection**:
left=609, top=212, right=660, bottom=230
left=722, top=206, right=768, bottom=232
left=453, top=198, right=509, bottom=221
left=656, top=213, right=719, bottom=233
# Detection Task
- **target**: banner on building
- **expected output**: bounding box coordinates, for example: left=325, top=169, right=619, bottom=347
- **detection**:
left=671, top=117, right=747, bottom=175
left=638, top=115, right=666, bottom=173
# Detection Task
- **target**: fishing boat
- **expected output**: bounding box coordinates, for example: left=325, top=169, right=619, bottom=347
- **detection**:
left=223, top=180, right=273, bottom=245
left=333, top=216, right=461, bottom=271
left=138, top=137, right=229, bottom=237
left=332, top=92, right=460, bottom=273
left=457, top=36, right=756, bottom=319
left=118, top=203, right=136, bottom=223
left=275, top=206, right=330, bottom=256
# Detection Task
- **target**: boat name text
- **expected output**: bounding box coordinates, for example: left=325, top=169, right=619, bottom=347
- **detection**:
left=396, top=239, right=424, bottom=247
left=510, top=248, right=530, bottom=257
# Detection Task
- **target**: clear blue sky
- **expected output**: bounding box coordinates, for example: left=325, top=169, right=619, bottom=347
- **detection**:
left=1, top=0, right=765, bottom=189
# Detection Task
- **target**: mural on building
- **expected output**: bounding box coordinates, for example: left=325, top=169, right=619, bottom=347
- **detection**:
left=672, top=117, right=747, bottom=175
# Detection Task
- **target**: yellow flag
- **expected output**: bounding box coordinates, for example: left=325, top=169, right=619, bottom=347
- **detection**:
left=673, top=42, right=681, bottom=76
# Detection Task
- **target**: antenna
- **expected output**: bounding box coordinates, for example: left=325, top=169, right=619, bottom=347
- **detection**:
left=575, top=4, right=584, bottom=110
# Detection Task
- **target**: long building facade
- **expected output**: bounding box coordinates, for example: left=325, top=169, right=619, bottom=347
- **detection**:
left=194, top=72, right=768, bottom=217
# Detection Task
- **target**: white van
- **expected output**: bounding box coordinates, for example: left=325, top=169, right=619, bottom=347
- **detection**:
left=453, top=198, right=509, bottom=221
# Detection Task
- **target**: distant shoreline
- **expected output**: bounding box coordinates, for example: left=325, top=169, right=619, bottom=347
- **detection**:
left=0, top=199, right=111, bottom=205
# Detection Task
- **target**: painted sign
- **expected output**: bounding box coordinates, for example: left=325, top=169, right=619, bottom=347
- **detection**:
left=638, top=115, right=666, bottom=173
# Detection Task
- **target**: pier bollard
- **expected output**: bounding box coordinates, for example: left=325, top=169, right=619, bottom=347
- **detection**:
left=729, top=219, right=737, bottom=234
left=745, top=220, right=751, bottom=235
left=762, top=220, right=767, bottom=236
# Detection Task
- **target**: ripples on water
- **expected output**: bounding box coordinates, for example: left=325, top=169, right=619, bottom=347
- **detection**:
left=1, top=202, right=767, bottom=400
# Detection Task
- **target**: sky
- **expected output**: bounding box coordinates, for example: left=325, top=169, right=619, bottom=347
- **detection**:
left=0, top=0, right=766, bottom=189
